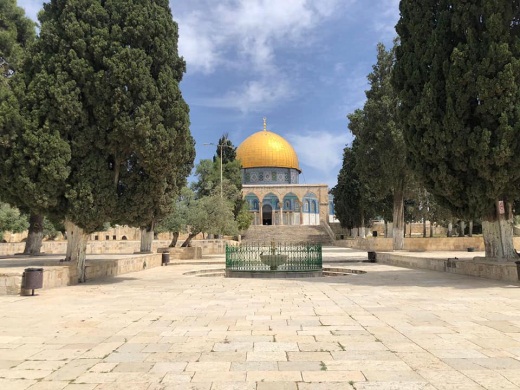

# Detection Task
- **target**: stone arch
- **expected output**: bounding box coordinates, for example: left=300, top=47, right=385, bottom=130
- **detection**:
left=282, top=192, right=301, bottom=225
left=303, top=192, right=319, bottom=225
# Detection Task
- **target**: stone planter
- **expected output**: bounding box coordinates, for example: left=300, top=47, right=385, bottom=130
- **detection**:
left=260, top=254, right=288, bottom=270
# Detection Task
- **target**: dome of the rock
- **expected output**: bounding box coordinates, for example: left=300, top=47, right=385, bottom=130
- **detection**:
left=236, top=130, right=300, bottom=172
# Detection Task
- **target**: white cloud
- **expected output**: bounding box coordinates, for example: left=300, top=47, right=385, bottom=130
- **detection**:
left=288, top=130, right=349, bottom=177
left=174, top=0, right=353, bottom=112
left=193, top=77, right=292, bottom=113
left=175, top=0, right=346, bottom=74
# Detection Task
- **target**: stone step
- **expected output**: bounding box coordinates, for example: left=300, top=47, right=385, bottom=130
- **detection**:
left=242, top=225, right=333, bottom=245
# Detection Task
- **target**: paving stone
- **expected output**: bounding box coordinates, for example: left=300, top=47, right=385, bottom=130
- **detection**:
left=246, top=370, right=302, bottom=381
left=301, top=370, right=365, bottom=382
left=191, top=371, right=246, bottom=382
left=256, top=382, right=297, bottom=390
left=246, top=352, right=287, bottom=362
left=1, top=248, right=520, bottom=390
left=231, top=361, right=278, bottom=371
left=27, top=381, right=69, bottom=390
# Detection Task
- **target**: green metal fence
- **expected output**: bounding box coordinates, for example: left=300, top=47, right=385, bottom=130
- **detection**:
left=226, top=242, right=322, bottom=271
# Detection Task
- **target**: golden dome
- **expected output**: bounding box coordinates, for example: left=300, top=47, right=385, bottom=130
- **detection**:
left=237, top=128, right=300, bottom=172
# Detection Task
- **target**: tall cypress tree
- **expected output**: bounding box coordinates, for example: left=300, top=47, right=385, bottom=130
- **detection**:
left=0, top=1, right=60, bottom=255
left=394, top=1, right=520, bottom=258
left=24, top=0, right=194, bottom=280
left=348, top=42, right=410, bottom=248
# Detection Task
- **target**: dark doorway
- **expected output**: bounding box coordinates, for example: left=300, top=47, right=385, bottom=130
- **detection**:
left=262, top=204, right=273, bottom=225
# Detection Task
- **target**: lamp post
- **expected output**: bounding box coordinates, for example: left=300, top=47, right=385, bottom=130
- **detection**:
left=203, top=142, right=232, bottom=198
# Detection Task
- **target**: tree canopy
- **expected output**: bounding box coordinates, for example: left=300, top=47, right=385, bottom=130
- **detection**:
left=394, top=1, right=520, bottom=218
left=23, top=0, right=195, bottom=234
left=341, top=42, right=409, bottom=247
left=394, top=1, right=520, bottom=257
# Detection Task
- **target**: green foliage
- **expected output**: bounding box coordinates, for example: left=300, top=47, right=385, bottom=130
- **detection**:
left=0, top=202, right=28, bottom=241
left=18, top=0, right=195, bottom=233
left=394, top=1, right=520, bottom=218
left=193, top=136, right=252, bottom=233
left=187, top=195, right=238, bottom=237
left=0, top=0, right=36, bottom=76
left=214, top=133, right=237, bottom=164
left=332, top=140, right=379, bottom=229
left=236, top=200, right=254, bottom=232
left=349, top=42, right=409, bottom=200
left=42, top=217, right=64, bottom=240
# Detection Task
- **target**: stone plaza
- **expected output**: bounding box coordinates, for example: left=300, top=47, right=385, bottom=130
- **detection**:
left=1, top=247, right=520, bottom=389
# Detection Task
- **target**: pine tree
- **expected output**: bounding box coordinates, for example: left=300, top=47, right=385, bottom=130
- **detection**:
left=394, top=1, right=520, bottom=258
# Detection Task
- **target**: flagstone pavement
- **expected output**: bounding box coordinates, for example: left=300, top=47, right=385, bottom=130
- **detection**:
left=1, top=247, right=520, bottom=390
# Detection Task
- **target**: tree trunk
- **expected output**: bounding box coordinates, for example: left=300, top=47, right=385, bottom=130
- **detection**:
left=392, top=184, right=405, bottom=250
left=429, top=221, right=434, bottom=237
left=468, top=220, right=473, bottom=237
left=360, top=215, right=366, bottom=238
left=459, top=221, right=465, bottom=237
left=169, top=231, right=179, bottom=248
left=23, top=213, right=44, bottom=255
left=482, top=200, right=517, bottom=259
left=64, top=220, right=89, bottom=283
left=140, top=224, right=154, bottom=253
left=181, top=233, right=197, bottom=247
left=386, top=222, right=393, bottom=238
left=384, top=220, right=388, bottom=237
left=447, top=222, right=453, bottom=237
left=423, top=219, right=426, bottom=238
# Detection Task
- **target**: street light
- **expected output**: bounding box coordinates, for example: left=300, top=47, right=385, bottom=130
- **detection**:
left=203, top=142, right=233, bottom=198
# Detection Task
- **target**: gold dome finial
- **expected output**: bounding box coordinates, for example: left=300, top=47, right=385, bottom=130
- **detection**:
left=263, top=117, right=267, bottom=131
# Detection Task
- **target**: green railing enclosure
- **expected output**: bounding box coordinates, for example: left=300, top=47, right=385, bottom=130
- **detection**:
left=226, top=242, right=322, bottom=272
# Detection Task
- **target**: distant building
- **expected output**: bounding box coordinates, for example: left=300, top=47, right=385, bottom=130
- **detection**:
left=236, top=119, right=331, bottom=226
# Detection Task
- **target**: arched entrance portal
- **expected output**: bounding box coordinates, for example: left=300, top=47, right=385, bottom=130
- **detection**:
left=262, top=204, right=273, bottom=225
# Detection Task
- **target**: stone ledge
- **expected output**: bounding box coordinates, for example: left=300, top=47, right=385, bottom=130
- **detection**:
left=376, top=252, right=519, bottom=282
left=0, top=253, right=161, bottom=296
left=157, top=247, right=202, bottom=260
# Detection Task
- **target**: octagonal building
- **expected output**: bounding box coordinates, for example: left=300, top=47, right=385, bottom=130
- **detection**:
left=236, top=120, right=330, bottom=226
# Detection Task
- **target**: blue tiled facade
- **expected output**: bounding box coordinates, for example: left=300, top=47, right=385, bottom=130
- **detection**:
left=242, top=167, right=300, bottom=185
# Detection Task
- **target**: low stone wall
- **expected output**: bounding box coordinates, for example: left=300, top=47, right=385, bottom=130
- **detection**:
left=376, top=252, right=519, bottom=282
left=157, top=246, right=203, bottom=260
left=335, top=236, right=519, bottom=252
left=0, top=239, right=239, bottom=257
left=190, top=239, right=239, bottom=254
left=84, top=253, right=161, bottom=280
left=0, top=253, right=162, bottom=296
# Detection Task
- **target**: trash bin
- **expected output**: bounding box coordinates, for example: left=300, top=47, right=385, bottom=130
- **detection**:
left=367, top=251, right=376, bottom=263
left=161, top=252, right=170, bottom=266
left=515, top=261, right=520, bottom=280
left=373, top=231, right=378, bottom=237
left=23, top=268, right=43, bottom=296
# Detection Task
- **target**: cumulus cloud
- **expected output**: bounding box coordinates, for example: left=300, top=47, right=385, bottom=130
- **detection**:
left=173, top=0, right=353, bottom=111
left=288, top=130, right=350, bottom=178
left=193, top=77, right=292, bottom=113
left=175, top=0, right=346, bottom=74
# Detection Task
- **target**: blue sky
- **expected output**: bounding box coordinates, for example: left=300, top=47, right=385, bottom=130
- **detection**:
left=18, top=0, right=400, bottom=187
